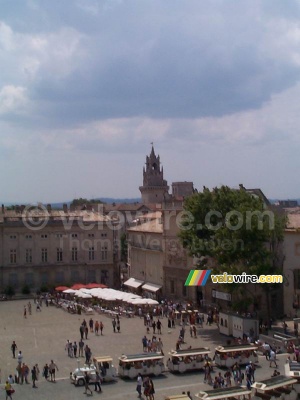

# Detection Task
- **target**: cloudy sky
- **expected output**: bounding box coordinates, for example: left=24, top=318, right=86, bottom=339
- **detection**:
left=1, top=0, right=300, bottom=203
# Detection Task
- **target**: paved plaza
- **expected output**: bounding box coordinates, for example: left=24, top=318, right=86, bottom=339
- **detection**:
left=0, top=299, right=291, bottom=399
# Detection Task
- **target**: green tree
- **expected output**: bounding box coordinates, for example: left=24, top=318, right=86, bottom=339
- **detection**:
left=179, top=186, right=286, bottom=317
left=71, top=198, right=104, bottom=206
left=22, top=285, right=31, bottom=295
left=4, top=285, right=15, bottom=297
left=120, top=233, right=128, bottom=262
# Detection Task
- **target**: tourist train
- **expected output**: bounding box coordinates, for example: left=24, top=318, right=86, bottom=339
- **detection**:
left=214, top=344, right=258, bottom=368
left=118, top=353, right=165, bottom=379
left=167, top=347, right=211, bottom=373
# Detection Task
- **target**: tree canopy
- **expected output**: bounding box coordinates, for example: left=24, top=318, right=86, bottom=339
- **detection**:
left=179, top=186, right=286, bottom=316
left=71, top=198, right=104, bottom=206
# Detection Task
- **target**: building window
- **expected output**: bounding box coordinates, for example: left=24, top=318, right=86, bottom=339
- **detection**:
left=9, top=273, right=18, bottom=287
left=71, top=233, right=78, bottom=238
left=89, top=247, right=95, bottom=261
left=72, top=247, right=78, bottom=262
left=57, top=248, right=63, bottom=262
left=294, top=270, right=300, bottom=290
left=101, top=270, right=108, bottom=285
left=25, top=248, right=32, bottom=263
left=10, top=235, right=17, bottom=239
left=55, top=271, right=64, bottom=283
left=101, top=233, right=107, bottom=238
left=87, top=270, right=96, bottom=283
left=71, top=269, right=80, bottom=282
left=25, top=273, right=34, bottom=287
left=41, top=234, right=48, bottom=239
left=25, top=234, right=32, bottom=239
left=41, top=248, right=48, bottom=263
left=88, top=233, right=94, bottom=238
left=170, top=280, right=175, bottom=294
left=56, top=233, right=63, bottom=239
left=10, top=249, right=17, bottom=264
left=101, top=246, right=108, bottom=261
left=41, top=272, right=48, bottom=285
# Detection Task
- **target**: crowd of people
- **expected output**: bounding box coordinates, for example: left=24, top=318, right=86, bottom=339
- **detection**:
left=3, top=294, right=293, bottom=400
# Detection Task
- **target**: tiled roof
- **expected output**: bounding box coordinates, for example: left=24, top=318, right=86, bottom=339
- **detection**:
left=0, top=209, right=110, bottom=223
left=127, top=211, right=163, bottom=233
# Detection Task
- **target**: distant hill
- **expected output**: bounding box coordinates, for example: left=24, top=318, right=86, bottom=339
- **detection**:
left=269, top=199, right=299, bottom=205
left=48, top=198, right=141, bottom=209
left=1, top=198, right=141, bottom=209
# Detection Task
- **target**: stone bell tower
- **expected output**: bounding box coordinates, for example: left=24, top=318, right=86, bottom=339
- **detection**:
left=139, top=146, right=169, bottom=204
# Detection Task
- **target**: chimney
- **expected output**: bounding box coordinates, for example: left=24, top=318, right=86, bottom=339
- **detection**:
left=47, top=204, right=51, bottom=212
left=1, top=204, right=4, bottom=213
left=63, top=204, right=68, bottom=213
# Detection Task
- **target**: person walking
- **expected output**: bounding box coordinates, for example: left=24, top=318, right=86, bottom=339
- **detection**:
left=100, top=321, right=104, bottom=336
left=80, top=324, right=85, bottom=340
left=157, top=338, right=164, bottom=356
left=94, top=370, right=102, bottom=392
left=117, top=320, right=121, bottom=333
left=21, top=363, right=29, bottom=384
left=95, top=321, right=99, bottom=335
left=31, top=365, right=37, bottom=388
left=83, top=371, right=93, bottom=395
left=49, top=360, right=58, bottom=382
left=269, top=350, right=278, bottom=368
left=73, top=342, right=78, bottom=358
left=5, top=381, right=13, bottom=400
left=136, top=373, right=142, bottom=398
left=35, top=364, right=40, bottom=380
left=156, top=319, right=162, bottom=335
left=85, top=345, right=92, bottom=364
left=89, top=318, right=94, bottom=333
left=79, top=339, right=85, bottom=357
left=11, top=341, right=17, bottom=359
left=17, top=351, right=23, bottom=366
left=43, top=364, right=49, bottom=380
left=148, top=378, right=155, bottom=400
left=143, top=376, right=151, bottom=400
left=112, top=318, right=116, bottom=333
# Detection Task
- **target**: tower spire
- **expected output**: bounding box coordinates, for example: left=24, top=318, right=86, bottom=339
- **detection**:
left=139, top=146, right=169, bottom=204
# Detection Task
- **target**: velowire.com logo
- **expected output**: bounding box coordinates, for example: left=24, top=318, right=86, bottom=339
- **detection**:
left=184, top=269, right=283, bottom=286
left=184, top=270, right=211, bottom=286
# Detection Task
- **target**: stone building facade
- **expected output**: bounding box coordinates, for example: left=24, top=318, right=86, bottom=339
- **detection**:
left=283, top=208, right=300, bottom=317
left=126, top=200, right=199, bottom=303
left=126, top=212, right=164, bottom=298
left=0, top=205, right=117, bottom=292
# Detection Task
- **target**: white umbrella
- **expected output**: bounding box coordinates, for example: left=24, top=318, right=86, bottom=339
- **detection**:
left=131, top=298, right=159, bottom=305
left=76, top=292, right=92, bottom=299
left=63, top=289, right=78, bottom=294
left=78, top=288, right=92, bottom=294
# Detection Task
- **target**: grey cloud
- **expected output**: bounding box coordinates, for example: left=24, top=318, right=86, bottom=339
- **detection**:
left=2, top=0, right=300, bottom=127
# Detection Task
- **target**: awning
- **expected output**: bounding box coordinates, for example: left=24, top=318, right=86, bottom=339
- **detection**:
left=123, top=277, right=144, bottom=289
left=142, top=282, right=162, bottom=292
